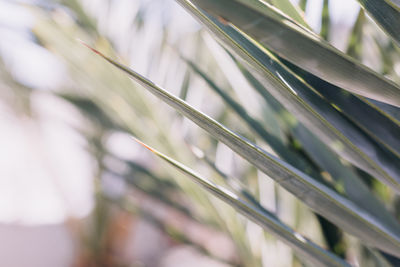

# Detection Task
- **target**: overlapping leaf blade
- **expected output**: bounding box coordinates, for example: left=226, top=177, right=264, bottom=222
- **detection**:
left=194, top=55, right=400, bottom=233
left=356, top=0, right=400, bottom=46
left=173, top=1, right=400, bottom=194
left=284, top=61, right=400, bottom=158
left=84, top=44, right=400, bottom=257
left=186, top=0, right=400, bottom=107
left=134, top=138, right=351, bottom=267
left=186, top=59, right=308, bottom=171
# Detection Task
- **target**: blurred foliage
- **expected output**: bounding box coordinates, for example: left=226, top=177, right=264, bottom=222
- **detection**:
left=2, top=0, right=400, bottom=266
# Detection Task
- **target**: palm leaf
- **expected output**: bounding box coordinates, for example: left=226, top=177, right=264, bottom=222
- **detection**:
left=185, top=59, right=309, bottom=171
left=132, top=137, right=351, bottom=267
left=172, top=1, right=400, bottom=195
left=83, top=44, right=400, bottom=257
left=283, top=60, right=400, bottom=158
left=356, top=0, right=400, bottom=46
left=199, top=55, right=400, bottom=234
left=184, top=0, right=400, bottom=107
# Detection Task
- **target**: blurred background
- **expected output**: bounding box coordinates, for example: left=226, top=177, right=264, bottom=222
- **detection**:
left=0, top=0, right=398, bottom=266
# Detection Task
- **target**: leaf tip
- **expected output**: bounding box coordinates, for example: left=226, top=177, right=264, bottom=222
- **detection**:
left=77, top=39, right=104, bottom=57
left=131, top=136, right=155, bottom=153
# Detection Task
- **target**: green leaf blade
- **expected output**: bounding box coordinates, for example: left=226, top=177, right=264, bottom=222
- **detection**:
left=85, top=44, right=400, bottom=257
left=286, top=63, right=400, bottom=159
left=227, top=58, right=400, bottom=235
left=134, top=138, right=351, bottom=267
left=173, top=4, right=400, bottom=194
left=357, top=0, right=400, bottom=46
left=187, top=0, right=400, bottom=107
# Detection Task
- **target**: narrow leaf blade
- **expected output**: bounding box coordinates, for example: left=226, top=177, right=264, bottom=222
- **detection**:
left=133, top=137, right=351, bottom=267
left=187, top=0, right=400, bottom=107
left=84, top=44, right=400, bottom=257
left=357, top=0, right=400, bottom=46
left=173, top=2, right=400, bottom=194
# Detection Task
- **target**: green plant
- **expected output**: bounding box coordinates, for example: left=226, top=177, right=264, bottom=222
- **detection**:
left=27, top=0, right=400, bottom=266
